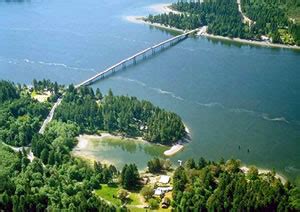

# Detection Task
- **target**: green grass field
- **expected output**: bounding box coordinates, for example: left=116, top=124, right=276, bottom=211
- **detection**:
left=95, top=184, right=145, bottom=208
left=95, top=184, right=122, bottom=206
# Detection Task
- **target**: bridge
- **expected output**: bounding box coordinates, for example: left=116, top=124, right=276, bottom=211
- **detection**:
left=39, top=29, right=198, bottom=134
left=75, top=29, right=198, bottom=88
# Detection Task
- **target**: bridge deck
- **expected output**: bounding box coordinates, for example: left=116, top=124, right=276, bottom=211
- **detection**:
left=76, top=29, right=198, bottom=87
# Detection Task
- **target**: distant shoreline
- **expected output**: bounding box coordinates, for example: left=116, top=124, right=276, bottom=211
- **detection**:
left=125, top=3, right=300, bottom=50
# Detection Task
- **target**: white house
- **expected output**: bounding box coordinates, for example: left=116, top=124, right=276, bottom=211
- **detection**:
left=159, top=175, right=170, bottom=184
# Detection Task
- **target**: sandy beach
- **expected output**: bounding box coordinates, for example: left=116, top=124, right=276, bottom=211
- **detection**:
left=125, top=3, right=300, bottom=50
left=75, top=133, right=129, bottom=150
left=124, top=16, right=184, bottom=33
left=163, top=125, right=190, bottom=156
left=148, top=3, right=181, bottom=15
left=164, top=144, right=184, bottom=156
left=240, top=166, right=287, bottom=184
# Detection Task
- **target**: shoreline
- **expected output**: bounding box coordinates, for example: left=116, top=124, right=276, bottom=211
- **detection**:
left=202, top=32, right=300, bottom=50
left=124, top=16, right=184, bottom=33
left=163, top=125, right=190, bottom=156
left=74, top=130, right=188, bottom=159
left=125, top=3, right=300, bottom=50
left=240, top=166, right=287, bottom=184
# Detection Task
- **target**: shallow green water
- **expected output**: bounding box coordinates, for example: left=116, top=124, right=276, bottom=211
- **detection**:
left=1, top=0, right=299, bottom=180
left=75, top=137, right=167, bottom=169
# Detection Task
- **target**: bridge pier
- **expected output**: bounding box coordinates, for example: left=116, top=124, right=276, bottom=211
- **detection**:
left=122, top=63, right=126, bottom=69
left=133, top=57, right=136, bottom=64
left=152, top=48, right=155, bottom=55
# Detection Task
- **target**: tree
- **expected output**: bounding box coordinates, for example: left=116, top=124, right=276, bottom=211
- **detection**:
left=148, top=198, right=159, bottom=209
left=40, top=149, right=48, bottom=164
left=95, top=88, right=103, bottom=100
left=48, top=150, right=55, bottom=165
left=121, top=164, right=139, bottom=190
left=198, top=157, right=207, bottom=169
left=141, top=186, right=154, bottom=201
left=147, top=158, right=163, bottom=173
left=247, top=166, right=259, bottom=180
left=33, top=79, right=38, bottom=91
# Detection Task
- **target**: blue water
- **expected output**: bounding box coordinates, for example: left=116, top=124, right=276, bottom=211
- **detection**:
left=1, top=0, right=300, bottom=181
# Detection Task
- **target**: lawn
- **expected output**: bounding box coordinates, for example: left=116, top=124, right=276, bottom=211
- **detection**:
left=95, top=184, right=122, bottom=206
left=95, top=184, right=145, bottom=208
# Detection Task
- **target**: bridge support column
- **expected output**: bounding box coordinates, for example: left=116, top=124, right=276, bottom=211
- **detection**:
left=143, top=52, right=146, bottom=59
left=133, top=57, right=136, bottom=64
left=122, top=63, right=126, bottom=69
left=152, top=48, right=155, bottom=55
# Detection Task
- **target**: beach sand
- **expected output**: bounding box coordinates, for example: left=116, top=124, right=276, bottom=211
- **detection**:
left=148, top=3, right=181, bottom=15
left=164, top=144, right=184, bottom=156
left=163, top=125, right=190, bottom=156
left=124, top=15, right=184, bottom=33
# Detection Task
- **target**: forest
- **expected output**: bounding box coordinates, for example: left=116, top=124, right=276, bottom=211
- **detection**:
left=241, top=0, right=300, bottom=45
left=146, top=0, right=300, bottom=45
left=0, top=81, right=117, bottom=210
left=54, top=85, right=186, bottom=145
left=172, top=158, right=300, bottom=210
left=0, top=81, right=50, bottom=146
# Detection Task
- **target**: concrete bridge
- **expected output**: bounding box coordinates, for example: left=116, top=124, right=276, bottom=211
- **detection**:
left=39, top=29, right=198, bottom=134
left=75, top=29, right=198, bottom=88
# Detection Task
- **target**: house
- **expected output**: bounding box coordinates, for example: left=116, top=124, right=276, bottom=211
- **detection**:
left=261, top=35, right=270, bottom=42
left=154, top=187, right=173, bottom=197
left=159, top=175, right=170, bottom=184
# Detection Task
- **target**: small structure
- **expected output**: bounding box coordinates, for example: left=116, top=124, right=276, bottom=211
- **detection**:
left=161, top=197, right=170, bottom=209
left=140, top=177, right=149, bottom=185
left=159, top=175, right=170, bottom=184
left=154, top=187, right=173, bottom=197
left=261, top=35, right=270, bottom=42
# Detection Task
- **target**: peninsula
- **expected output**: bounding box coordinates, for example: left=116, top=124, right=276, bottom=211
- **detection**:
left=128, top=1, right=300, bottom=50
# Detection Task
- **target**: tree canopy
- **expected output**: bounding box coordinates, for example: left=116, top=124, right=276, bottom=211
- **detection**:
left=54, top=86, right=186, bottom=144
left=172, top=157, right=300, bottom=211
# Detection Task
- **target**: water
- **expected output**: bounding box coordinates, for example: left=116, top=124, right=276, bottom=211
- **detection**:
left=1, top=0, right=300, bottom=181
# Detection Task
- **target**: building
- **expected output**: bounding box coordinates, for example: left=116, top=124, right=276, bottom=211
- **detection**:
left=159, top=175, right=170, bottom=184
left=161, top=197, right=170, bottom=209
left=154, top=187, right=173, bottom=197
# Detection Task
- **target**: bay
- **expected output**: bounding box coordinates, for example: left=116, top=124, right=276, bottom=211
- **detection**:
left=0, top=0, right=299, bottom=181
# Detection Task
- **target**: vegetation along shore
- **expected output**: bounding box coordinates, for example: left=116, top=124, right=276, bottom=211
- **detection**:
left=126, top=1, right=300, bottom=50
